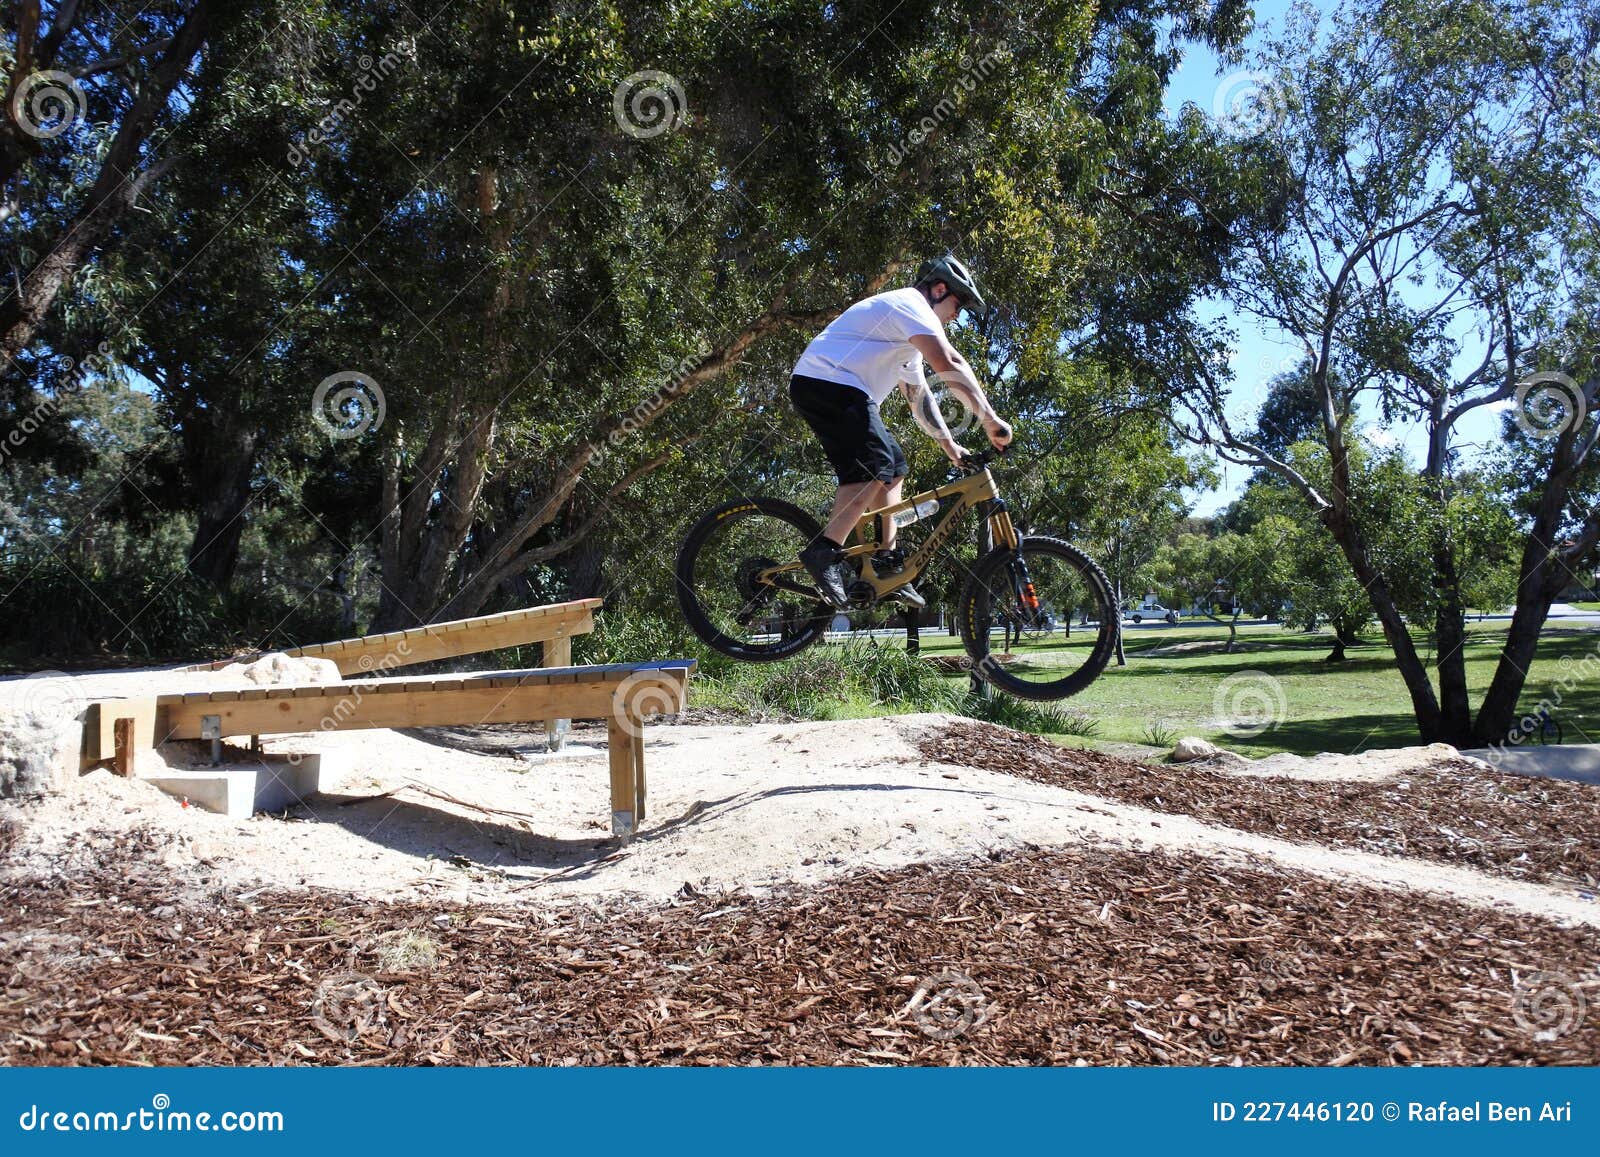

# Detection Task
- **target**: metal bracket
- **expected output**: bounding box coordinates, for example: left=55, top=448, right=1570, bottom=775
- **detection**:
left=200, top=714, right=223, bottom=766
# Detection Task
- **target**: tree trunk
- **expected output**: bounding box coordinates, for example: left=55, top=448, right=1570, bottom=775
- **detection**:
left=183, top=414, right=258, bottom=588
left=1321, top=502, right=1445, bottom=740
left=0, top=3, right=211, bottom=363
left=1430, top=543, right=1474, bottom=746
left=1472, top=480, right=1575, bottom=742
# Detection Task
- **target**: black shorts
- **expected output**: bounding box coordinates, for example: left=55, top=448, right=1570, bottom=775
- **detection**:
left=789, top=374, right=907, bottom=485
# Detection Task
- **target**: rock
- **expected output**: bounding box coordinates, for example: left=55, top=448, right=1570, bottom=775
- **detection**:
left=216, top=653, right=341, bottom=686
left=1171, top=736, right=1219, bottom=762
left=0, top=674, right=88, bottom=797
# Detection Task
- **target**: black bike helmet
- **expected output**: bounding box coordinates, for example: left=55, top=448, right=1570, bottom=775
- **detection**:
left=914, top=254, right=986, bottom=311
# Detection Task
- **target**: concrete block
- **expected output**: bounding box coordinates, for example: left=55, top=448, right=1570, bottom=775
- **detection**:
left=143, top=752, right=329, bottom=819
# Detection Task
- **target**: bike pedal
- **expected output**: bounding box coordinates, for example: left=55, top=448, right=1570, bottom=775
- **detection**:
left=845, top=580, right=877, bottom=606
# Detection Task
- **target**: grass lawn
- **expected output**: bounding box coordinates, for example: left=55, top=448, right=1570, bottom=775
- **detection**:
left=842, top=620, right=1600, bottom=757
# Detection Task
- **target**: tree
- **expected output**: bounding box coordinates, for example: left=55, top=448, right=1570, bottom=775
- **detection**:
left=1, top=1, right=215, bottom=363
left=1173, top=0, right=1600, bottom=744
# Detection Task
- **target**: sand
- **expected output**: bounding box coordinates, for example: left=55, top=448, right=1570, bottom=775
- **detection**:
left=3, top=712, right=1595, bottom=931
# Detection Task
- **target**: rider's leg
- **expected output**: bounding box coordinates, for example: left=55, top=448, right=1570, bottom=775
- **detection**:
left=876, top=476, right=906, bottom=552
left=821, top=479, right=887, bottom=547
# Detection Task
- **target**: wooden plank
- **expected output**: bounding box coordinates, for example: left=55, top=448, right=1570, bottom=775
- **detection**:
left=155, top=675, right=687, bottom=741
left=181, top=598, right=603, bottom=675
left=86, top=698, right=159, bottom=766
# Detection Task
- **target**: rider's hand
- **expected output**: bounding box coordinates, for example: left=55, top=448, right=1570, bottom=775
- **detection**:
left=984, top=417, right=1013, bottom=450
left=939, top=438, right=970, bottom=464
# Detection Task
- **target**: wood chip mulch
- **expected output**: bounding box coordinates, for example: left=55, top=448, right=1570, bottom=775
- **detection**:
left=4, top=838, right=1597, bottom=1067
left=920, top=721, right=1600, bottom=889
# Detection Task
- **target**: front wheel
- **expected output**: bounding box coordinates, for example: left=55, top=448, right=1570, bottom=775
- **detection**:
left=958, top=535, right=1118, bottom=701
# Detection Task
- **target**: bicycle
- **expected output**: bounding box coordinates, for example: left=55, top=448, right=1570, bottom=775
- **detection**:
left=1526, top=704, right=1564, bottom=745
left=674, top=449, right=1119, bottom=701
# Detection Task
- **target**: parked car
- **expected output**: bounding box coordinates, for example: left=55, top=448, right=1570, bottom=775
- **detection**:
left=1126, top=603, right=1179, bottom=625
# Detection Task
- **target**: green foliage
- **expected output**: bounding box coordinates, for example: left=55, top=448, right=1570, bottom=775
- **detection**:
left=958, top=692, right=1100, bottom=737
left=693, top=639, right=963, bottom=720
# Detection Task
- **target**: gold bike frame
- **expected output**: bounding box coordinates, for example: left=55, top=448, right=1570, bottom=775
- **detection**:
left=757, top=466, right=1020, bottom=601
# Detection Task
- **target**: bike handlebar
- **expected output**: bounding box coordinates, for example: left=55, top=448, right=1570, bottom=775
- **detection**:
left=958, top=446, right=1009, bottom=472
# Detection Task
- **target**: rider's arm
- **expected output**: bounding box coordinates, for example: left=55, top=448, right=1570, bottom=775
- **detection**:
left=907, top=333, right=1012, bottom=448
left=899, top=374, right=964, bottom=463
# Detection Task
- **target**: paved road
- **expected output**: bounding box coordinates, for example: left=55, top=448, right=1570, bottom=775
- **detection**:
left=1462, top=744, right=1600, bottom=785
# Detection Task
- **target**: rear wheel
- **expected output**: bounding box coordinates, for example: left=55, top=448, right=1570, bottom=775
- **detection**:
left=676, top=497, right=834, bottom=662
left=958, top=535, right=1118, bottom=701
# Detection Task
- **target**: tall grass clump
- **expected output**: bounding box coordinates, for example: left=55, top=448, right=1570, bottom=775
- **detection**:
left=958, top=692, right=1100, bottom=737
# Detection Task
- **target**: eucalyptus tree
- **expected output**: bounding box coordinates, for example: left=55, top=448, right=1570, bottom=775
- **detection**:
left=1173, top=0, right=1599, bottom=744
left=273, top=0, right=1254, bottom=628
left=1, top=1, right=216, bottom=364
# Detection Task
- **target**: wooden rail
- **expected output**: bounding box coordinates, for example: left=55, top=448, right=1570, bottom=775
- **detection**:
left=182, top=598, right=601, bottom=676
left=150, top=660, right=692, bottom=838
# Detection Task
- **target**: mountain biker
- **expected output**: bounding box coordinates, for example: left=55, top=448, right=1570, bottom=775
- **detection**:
left=789, top=255, right=1013, bottom=609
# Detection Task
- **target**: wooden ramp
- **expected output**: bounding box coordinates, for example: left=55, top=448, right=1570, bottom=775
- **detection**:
left=95, top=660, right=693, bottom=839
left=183, top=598, right=601, bottom=676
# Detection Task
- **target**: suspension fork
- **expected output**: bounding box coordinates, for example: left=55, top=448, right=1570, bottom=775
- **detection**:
left=987, top=501, right=1041, bottom=620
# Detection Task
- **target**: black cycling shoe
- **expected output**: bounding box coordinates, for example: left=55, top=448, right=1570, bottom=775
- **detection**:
left=870, top=547, right=906, bottom=575
left=888, top=580, right=926, bottom=609
left=798, top=539, right=851, bottom=609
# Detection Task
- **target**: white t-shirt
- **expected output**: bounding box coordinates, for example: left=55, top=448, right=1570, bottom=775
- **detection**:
left=793, top=287, right=943, bottom=404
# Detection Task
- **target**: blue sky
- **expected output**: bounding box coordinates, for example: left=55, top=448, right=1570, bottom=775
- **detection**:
left=1157, top=1, right=1509, bottom=516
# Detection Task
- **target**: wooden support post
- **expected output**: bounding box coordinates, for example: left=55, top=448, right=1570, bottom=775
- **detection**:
left=607, top=716, right=640, bottom=840
left=112, top=717, right=136, bottom=777
left=544, top=633, right=572, bottom=752
left=632, top=727, right=646, bottom=824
